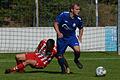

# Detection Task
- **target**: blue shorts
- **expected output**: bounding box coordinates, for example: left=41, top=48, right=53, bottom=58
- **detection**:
left=57, top=36, right=80, bottom=55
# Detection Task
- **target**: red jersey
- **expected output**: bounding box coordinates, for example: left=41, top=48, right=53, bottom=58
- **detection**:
left=35, top=39, right=57, bottom=67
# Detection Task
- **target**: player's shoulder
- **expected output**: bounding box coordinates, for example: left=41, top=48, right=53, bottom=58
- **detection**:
left=76, top=16, right=82, bottom=21
left=41, top=39, right=47, bottom=43
left=59, top=11, right=69, bottom=16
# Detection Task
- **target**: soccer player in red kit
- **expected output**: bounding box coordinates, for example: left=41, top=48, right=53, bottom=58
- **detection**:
left=5, top=39, right=57, bottom=74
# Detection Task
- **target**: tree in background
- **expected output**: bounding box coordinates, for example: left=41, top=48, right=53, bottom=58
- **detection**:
left=0, top=0, right=117, bottom=27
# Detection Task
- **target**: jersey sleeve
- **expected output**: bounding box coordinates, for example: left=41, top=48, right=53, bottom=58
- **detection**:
left=34, top=39, right=47, bottom=52
left=77, top=17, right=84, bottom=29
left=55, top=12, right=63, bottom=24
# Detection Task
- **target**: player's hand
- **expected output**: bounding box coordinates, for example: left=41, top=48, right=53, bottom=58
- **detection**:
left=58, top=32, right=63, bottom=38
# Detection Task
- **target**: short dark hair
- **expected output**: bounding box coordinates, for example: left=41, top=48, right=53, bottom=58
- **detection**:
left=69, top=3, right=80, bottom=12
left=46, top=39, right=55, bottom=50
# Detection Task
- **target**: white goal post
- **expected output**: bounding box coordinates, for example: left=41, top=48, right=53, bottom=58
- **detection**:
left=118, top=0, right=120, bottom=55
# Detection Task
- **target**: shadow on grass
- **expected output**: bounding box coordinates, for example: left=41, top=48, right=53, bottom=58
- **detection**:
left=25, top=70, right=74, bottom=74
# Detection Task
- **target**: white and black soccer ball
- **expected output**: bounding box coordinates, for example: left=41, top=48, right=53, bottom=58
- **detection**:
left=96, top=66, right=106, bottom=77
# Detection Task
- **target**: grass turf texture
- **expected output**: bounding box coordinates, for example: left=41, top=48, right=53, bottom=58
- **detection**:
left=0, top=52, right=120, bottom=80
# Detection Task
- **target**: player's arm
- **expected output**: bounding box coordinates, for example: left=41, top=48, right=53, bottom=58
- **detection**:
left=54, top=13, right=64, bottom=38
left=54, top=21, right=60, bottom=34
left=54, top=21, right=63, bottom=38
left=35, top=45, right=40, bottom=53
left=34, top=40, right=44, bottom=52
left=78, top=28, right=84, bottom=43
left=77, top=17, right=84, bottom=43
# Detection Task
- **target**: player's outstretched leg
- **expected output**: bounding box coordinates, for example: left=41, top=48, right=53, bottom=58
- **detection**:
left=5, top=68, right=25, bottom=74
left=74, top=59, right=83, bottom=69
left=15, top=54, right=26, bottom=73
left=5, top=63, right=25, bottom=74
left=57, top=55, right=70, bottom=74
left=58, top=58, right=66, bottom=73
left=5, top=69, right=12, bottom=74
left=74, top=51, right=83, bottom=69
left=64, top=58, right=70, bottom=74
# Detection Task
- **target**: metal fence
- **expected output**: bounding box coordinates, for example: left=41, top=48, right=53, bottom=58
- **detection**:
left=0, top=0, right=36, bottom=27
left=0, top=0, right=117, bottom=27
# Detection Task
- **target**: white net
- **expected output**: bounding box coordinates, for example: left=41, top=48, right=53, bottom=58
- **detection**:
left=0, top=27, right=117, bottom=53
left=0, top=27, right=56, bottom=53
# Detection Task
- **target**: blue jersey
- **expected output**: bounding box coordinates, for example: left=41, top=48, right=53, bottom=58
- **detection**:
left=55, top=11, right=83, bottom=37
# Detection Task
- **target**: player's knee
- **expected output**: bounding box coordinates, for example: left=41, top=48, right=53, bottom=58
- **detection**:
left=74, top=48, right=80, bottom=53
left=74, top=50, right=80, bottom=54
left=16, top=54, right=25, bottom=60
left=15, top=54, right=20, bottom=59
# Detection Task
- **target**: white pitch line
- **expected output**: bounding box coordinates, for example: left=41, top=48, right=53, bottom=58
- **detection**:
left=0, top=57, right=120, bottom=62
left=68, top=57, right=120, bottom=60
left=0, top=60, right=15, bottom=62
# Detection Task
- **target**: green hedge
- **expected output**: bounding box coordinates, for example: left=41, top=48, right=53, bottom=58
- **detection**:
left=0, top=0, right=117, bottom=27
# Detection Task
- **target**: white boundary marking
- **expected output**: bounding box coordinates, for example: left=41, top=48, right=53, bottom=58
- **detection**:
left=78, top=58, right=120, bottom=60
left=0, top=57, right=120, bottom=62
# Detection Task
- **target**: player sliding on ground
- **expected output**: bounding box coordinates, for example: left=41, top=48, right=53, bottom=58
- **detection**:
left=5, top=39, right=70, bottom=74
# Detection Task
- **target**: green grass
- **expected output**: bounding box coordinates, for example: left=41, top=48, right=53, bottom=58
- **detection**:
left=0, top=52, right=120, bottom=80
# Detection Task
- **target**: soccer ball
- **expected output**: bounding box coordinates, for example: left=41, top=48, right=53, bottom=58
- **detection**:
left=96, top=66, right=106, bottom=77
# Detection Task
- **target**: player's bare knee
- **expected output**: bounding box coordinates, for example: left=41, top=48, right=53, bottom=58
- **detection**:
left=74, top=50, right=80, bottom=54
left=15, top=54, right=20, bottom=59
left=16, top=54, right=25, bottom=60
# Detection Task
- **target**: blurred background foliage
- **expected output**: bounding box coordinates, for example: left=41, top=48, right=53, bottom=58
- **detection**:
left=0, top=0, right=118, bottom=27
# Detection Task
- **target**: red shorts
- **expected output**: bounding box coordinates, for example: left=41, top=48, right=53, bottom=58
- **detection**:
left=25, top=52, right=45, bottom=68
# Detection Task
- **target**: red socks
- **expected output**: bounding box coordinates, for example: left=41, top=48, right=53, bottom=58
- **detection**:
left=13, top=63, right=25, bottom=71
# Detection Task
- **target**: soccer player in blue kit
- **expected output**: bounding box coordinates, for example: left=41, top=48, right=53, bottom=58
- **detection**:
left=54, top=3, right=84, bottom=73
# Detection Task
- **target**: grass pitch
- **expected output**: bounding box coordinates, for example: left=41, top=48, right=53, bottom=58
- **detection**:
left=0, top=52, right=120, bottom=80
